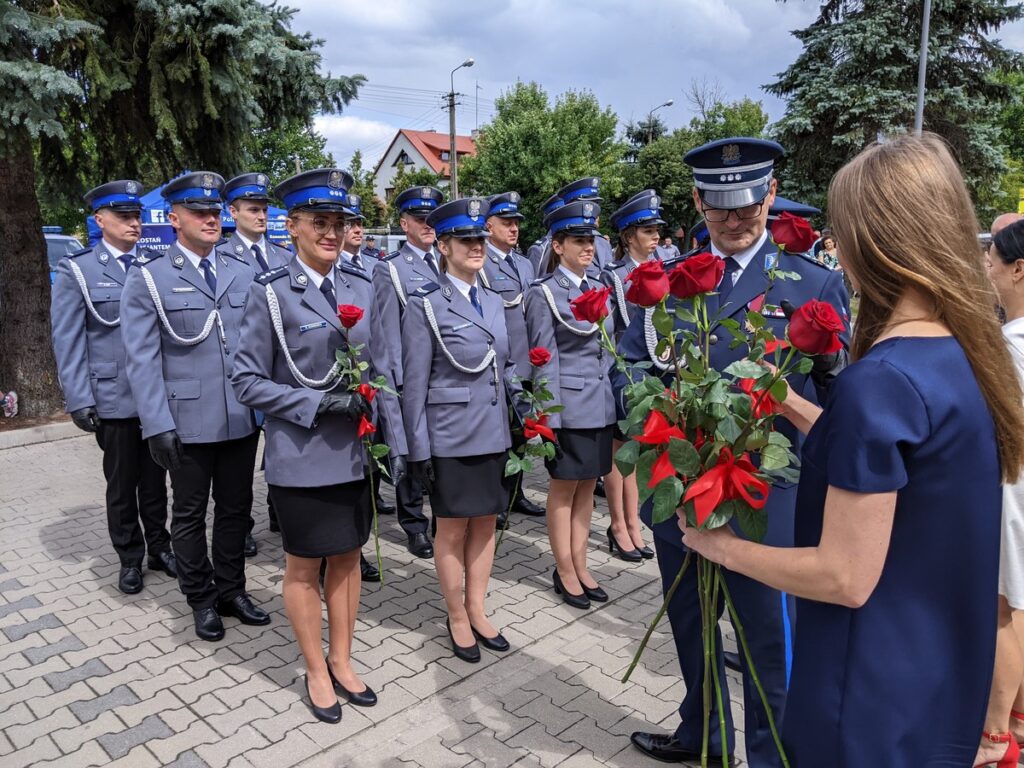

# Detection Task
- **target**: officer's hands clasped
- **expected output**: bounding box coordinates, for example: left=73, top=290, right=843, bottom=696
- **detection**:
left=316, top=392, right=372, bottom=422
left=71, top=406, right=101, bottom=433
left=148, top=430, right=184, bottom=471
left=389, top=455, right=408, bottom=487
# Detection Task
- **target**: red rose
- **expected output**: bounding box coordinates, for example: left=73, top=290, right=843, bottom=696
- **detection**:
left=738, top=378, right=782, bottom=419
left=668, top=253, right=725, bottom=299
left=635, top=410, right=686, bottom=446
left=771, top=212, right=817, bottom=254
left=337, top=304, right=364, bottom=329
left=356, top=414, right=376, bottom=438
left=624, top=260, right=670, bottom=307
left=524, top=413, right=556, bottom=442
left=570, top=285, right=612, bottom=323
left=357, top=383, right=376, bottom=404
left=787, top=299, right=844, bottom=355
left=647, top=450, right=677, bottom=489
left=528, top=347, right=552, bottom=367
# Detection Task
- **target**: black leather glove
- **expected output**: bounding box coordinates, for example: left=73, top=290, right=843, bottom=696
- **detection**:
left=780, top=299, right=848, bottom=389
left=148, top=430, right=183, bottom=471
left=411, top=459, right=435, bottom=494
left=553, top=442, right=565, bottom=461
left=316, top=392, right=371, bottom=422
left=390, top=455, right=408, bottom=487
left=70, top=406, right=100, bottom=433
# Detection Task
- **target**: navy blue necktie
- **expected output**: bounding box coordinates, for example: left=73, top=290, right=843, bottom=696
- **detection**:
left=718, top=257, right=740, bottom=302
left=351, top=251, right=363, bottom=271
left=469, top=286, right=483, bottom=317
left=319, top=277, right=336, bottom=311
left=251, top=244, right=269, bottom=272
left=580, top=279, right=591, bottom=293
left=423, top=250, right=439, bottom=277
left=199, top=259, right=216, bottom=294
left=118, top=254, right=133, bottom=273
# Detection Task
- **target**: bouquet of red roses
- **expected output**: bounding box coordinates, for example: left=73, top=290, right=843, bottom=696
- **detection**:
left=570, top=215, right=843, bottom=768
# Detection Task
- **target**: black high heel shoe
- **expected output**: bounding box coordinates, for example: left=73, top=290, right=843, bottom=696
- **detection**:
left=552, top=569, right=590, bottom=609
left=471, top=625, right=510, bottom=653
left=446, top=619, right=481, bottom=663
left=607, top=527, right=643, bottom=562
left=325, top=657, right=377, bottom=707
left=638, top=544, right=655, bottom=559
left=305, top=677, right=341, bottom=724
left=580, top=581, right=608, bottom=602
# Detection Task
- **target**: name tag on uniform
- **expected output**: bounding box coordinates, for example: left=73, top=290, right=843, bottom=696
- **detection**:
left=451, top=322, right=473, bottom=331
left=172, top=287, right=197, bottom=293
left=410, top=276, right=426, bottom=282
left=300, top=321, right=328, bottom=333
left=493, top=275, right=510, bottom=281
left=95, top=282, right=119, bottom=288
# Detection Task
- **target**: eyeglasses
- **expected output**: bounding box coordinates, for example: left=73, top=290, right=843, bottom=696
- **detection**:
left=294, top=215, right=349, bottom=235
left=701, top=201, right=764, bottom=223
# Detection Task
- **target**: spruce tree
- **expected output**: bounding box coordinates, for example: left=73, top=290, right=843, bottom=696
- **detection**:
left=767, top=0, right=1023, bottom=217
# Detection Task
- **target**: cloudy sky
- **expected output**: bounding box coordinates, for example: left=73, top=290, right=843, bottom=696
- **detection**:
left=289, top=0, right=1024, bottom=170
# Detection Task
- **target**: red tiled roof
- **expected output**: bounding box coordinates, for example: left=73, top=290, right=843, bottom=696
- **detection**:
left=400, top=129, right=477, bottom=177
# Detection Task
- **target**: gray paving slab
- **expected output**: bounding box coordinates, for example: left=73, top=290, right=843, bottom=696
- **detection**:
left=0, top=431, right=751, bottom=768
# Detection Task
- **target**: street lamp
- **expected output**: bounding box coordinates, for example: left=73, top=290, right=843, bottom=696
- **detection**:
left=647, top=99, right=674, bottom=144
left=448, top=57, right=475, bottom=199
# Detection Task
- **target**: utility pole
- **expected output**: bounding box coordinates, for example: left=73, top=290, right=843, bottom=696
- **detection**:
left=914, top=0, right=932, bottom=135
left=475, top=81, right=481, bottom=131
left=448, top=58, right=474, bottom=200
left=646, top=99, right=674, bottom=145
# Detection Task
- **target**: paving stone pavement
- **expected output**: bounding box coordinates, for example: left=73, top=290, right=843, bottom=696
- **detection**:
left=0, top=433, right=749, bottom=767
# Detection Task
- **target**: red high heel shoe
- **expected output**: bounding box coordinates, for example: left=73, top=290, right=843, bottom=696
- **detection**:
left=974, top=730, right=1020, bottom=768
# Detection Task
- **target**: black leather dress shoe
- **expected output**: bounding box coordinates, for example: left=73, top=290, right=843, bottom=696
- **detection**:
left=446, top=619, right=481, bottom=663
left=147, top=550, right=178, bottom=578
left=360, top=555, right=381, bottom=583
left=118, top=566, right=143, bottom=595
left=243, top=534, right=257, bottom=558
left=217, top=594, right=271, bottom=626
left=326, top=657, right=377, bottom=706
left=193, top=607, right=225, bottom=641
left=630, top=732, right=732, bottom=764
left=723, top=650, right=742, bottom=672
left=305, top=677, right=341, bottom=724
left=375, top=496, right=396, bottom=515
left=495, top=511, right=508, bottom=531
left=512, top=496, right=545, bottom=516
left=594, top=477, right=606, bottom=497
left=407, top=533, right=433, bottom=559
left=471, top=625, right=510, bottom=652
left=581, top=583, right=608, bottom=603
left=552, top=569, right=590, bottom=610
left=638, top=545, right=655, bottom=559
left=269, top=519, right=280, bottom=534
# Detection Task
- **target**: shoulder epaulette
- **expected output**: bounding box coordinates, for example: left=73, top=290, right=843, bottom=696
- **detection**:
left=786, top=250, right=830, bottom=269
left=68, top=247, right=92, bottom=259
left=255, top=266, right=289, bottom=285
left=410, top=281, right=441, bottom=297
left=133, top=250, right=163, bottom=265
left=382, top=250, right=401, bottom=262
left=530, top=273, right=555, bottom=286
left=337, top=261, right=370, bottom=281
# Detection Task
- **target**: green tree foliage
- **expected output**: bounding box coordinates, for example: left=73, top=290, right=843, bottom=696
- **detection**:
left=2, top=0, right=364, bottom=415
left=347, top=150, right=386, bottom=228
left=241, top=118, right=335, bottom=184
left=624, top=115, right=669, bottom=162
left=767, top=0, right=1023, bottom=219
left=460, top=82, right=627, bottom=246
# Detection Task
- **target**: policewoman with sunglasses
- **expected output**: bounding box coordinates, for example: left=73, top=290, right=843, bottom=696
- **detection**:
left=599, top=190, right=666, bottom=564
left=401, top=197, right=520, bottom=663
left=524, top=199, right=617, bottom=610
left=231, top=169, right=408, bottom=724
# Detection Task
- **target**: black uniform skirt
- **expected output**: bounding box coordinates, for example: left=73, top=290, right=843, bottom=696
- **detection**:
left=431, top=452, right=508, bottom=518
left=546, top=426, right=614, bottom=481
left=268, top=479, right=371, bottom=558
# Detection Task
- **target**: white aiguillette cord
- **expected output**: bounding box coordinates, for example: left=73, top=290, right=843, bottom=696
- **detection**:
left=139, top=266, right=226, bottom=350
left=67, top=260, right=120, bottom=328
left=264, top=283, right=344, bottom=390
left=540, top=283, right=600, bottom=337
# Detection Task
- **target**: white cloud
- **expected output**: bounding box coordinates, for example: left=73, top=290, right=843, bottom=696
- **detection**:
left=314, top=114, right=397, bottom=169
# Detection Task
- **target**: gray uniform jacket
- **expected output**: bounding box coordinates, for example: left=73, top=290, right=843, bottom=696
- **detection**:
left=231, top=257, right=407, bottom=488
left=371, top=243, right=438, bottom=388
left=479, top=243, right=535, bottom=379
left=401, top=278, right=519, bottom=463
left=121, top=243, right=257, bottom=443
left=527, top=236, right=550, bottom=274
left=51, top=243, right=150, bottom=418
left=216, top=232, right=291, bottom=272
left=523, top=272, right=616, bottom=430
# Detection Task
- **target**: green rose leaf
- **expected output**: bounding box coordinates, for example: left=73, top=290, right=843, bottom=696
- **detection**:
left=667, top=437, right=701, bottom=476
left=652, top=303, right=675, bottom=338
left=735, top=503, right=768, bottom=542
left=760, top=443, right=791, bottom=470
left=724, top=359, right=767, bottom=379
left=615, top=440, right=640, bottom=476
left=651, top=476, right=685, bottom=524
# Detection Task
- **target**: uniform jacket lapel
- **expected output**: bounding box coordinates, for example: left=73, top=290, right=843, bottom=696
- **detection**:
left=443, top=278, right=493, bottom=337
left=96, top=244, right=127, bottom=286
left=214, top=250, right=238, bottom=300
left=403, top=244, right=437, bottom=284
left=293, top=259, right=343, bottom=331
left=168, top=244, right=215, bottom=299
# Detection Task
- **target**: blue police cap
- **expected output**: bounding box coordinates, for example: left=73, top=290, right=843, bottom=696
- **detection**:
left=544, top=200, right=602, bottom=237
left=684, top=137, right=784, bottom=210
left=84, top=180, right=144, bottom=212
left=558, top=177, right=602, bottom=203
left=610, top=190, right=665, bottom=232
left=273, top=168, right=354, bottom=214
left=486, top=191, right=525, bottom=220
left=223, top=172, right=271, bottom=204
left=395, top=186, right=444, bottom=216
left=541, top=193, right=565, bottom=216
left=161, top=172, right=225, bottom=211
left=426, top=197, right=491, bottom=239
left=345, top=193, right=366, bottom=221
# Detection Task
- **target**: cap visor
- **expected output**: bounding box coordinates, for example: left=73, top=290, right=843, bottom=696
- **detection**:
left=491, top=212, right=525, bottom=221
left=561, top=225, right=601, bottom=237
left=447, top=229, right=489, bottom=240
left=103, top=203, right=144, bottom=212
left=180, top=201, right=224, bottom=211
left=293, top=202, right=354, bottom=214
left=699, top=183, right=769, bottom=210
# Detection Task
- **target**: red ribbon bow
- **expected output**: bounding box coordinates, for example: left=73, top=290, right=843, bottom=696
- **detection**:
left=683, top=448, right=770, bottom=527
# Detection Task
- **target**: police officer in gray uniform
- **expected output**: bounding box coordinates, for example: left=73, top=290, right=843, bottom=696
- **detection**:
left=371, top=185, right=445, bottom=558
left=480, top=192, right=545, bottom=525
left=526, top=193, right=564, bottom=273
left=360, top=234, right=382, bottom=262
left=402, top=196, right=519, bottom=662
left=121, top=171, right=269, bottom=642
left=51, top=180, right=176, bottom=595
left=232, top=169, right=407, bottom=723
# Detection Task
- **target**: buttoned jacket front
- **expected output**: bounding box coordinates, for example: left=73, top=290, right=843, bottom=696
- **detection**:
left=479, top=243, right=535, bottom=379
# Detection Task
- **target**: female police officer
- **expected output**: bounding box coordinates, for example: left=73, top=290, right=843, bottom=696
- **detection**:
left=231, top=169, right=407, bottom=724
left=525, top=200, right=617, bottom=609
left=600, top=191, right=664, bottom=563
left=401, top=197, right=519, bottom=662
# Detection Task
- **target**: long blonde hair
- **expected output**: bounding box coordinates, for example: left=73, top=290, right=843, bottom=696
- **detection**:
left=828, top=132, right=1024, bottom=481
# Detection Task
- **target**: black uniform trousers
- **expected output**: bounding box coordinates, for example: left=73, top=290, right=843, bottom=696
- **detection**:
left=396, top=473, right=428, bottom=535
left=95, top=418, right=171, bottom=566
left=168, top=432, right=259, bottom=609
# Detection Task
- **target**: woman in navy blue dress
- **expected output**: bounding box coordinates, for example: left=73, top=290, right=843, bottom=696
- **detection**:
left=683, top=133, right=1024, bottom=766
